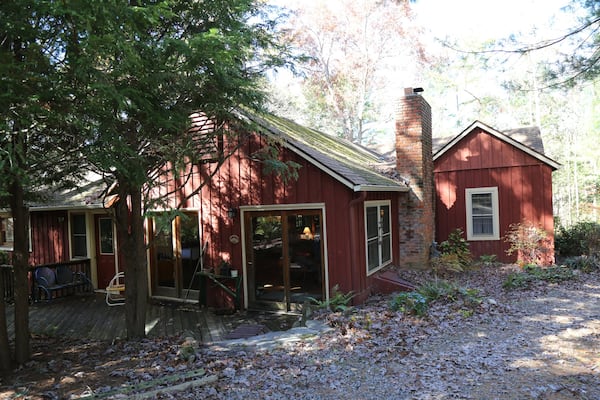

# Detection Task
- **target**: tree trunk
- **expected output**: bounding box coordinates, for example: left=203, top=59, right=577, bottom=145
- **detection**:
left=10, top=180, right=30, bottom=364
left=0, top=268, right=11, bottom=370
left=115, top=183, right=148, bottom=339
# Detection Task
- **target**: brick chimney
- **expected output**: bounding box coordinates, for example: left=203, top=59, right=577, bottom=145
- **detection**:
left=396, top=87, right=434, bottom=269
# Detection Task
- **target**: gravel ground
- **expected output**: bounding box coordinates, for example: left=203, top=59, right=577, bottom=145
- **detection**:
left=1, top=265, right=599, bottom=400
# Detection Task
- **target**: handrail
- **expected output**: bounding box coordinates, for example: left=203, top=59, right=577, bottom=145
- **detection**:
left=31, top=258, right=91, bottom=270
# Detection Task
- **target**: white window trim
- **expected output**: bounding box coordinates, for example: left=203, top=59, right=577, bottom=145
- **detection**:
left=465, top=187, right=500, bottom=241
left=364, top=200, right=392, bottom=276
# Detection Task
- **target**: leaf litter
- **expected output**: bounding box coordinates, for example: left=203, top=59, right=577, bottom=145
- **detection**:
left=1, top=265, right=599, bottom=399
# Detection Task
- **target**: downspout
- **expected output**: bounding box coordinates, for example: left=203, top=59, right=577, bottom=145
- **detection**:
left=348, top=191, right=367, bottom=302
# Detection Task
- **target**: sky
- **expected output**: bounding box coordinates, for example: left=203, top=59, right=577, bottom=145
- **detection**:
left=269, top=0, right=588, bottom=138
left=412, top=0, right=579, bottom=42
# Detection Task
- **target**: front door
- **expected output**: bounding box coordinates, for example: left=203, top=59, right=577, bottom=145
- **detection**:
left=95, top=215, right=116, bottom=289
left=245, top=209, right=324, bottom=311
left=149, top=213, right=201, bottom=299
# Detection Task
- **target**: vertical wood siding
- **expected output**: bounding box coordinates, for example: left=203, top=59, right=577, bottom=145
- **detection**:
left=156, top=131, right=400, bottom=305
left=434, top=128, right=554, bottom=263
left=30, top=211, right=69, bottom=265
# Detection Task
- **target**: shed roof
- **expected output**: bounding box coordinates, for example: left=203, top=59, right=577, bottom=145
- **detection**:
left=244, top=111, right=408, bottom=192
left=433, top=120, right=560, bottom=170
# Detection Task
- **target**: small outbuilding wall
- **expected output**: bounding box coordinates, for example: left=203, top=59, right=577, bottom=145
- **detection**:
left=434, top=125, right=556, bottom=264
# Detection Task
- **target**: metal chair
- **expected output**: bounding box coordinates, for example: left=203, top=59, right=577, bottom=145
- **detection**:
left=105, top=271, right=125, bottom=306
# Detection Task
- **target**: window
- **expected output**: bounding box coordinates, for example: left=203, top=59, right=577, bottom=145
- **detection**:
left=466, top=187, right=499, bottom=241
left=0, top=215, right=14, bottom=250
left=365, top=201, right=392, bottom=274
left=71, top=214, right=87, bottom=257
left=99, top=217, right=114, bottom=255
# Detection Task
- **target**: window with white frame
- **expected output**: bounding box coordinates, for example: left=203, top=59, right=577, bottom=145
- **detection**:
left=365, top=201, right=392, bottom=274
left=466, top=187, right=499, bottom=241
left=71, top=214, right=88, bottom=258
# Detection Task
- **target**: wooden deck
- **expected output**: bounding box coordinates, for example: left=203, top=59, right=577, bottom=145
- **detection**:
left=4, top=293, right=228, bottom=343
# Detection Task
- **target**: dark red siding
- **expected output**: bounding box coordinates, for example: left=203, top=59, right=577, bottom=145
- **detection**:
left=160, top=132, right=400, bottom=305
left=29, top=211, right=69, bottom=265
left=434, top=128, right=555, bottom=263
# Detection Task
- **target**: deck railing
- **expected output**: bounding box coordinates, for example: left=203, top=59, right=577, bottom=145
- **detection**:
left=0, top=259, right=92, bottom=303
left=1, top=264, right=15, bottom=304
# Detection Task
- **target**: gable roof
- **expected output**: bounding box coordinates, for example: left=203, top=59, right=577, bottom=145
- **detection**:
left=243, top=111, right=408, bottom=192
left=433, top=120, right=560, bottom=170
left=29, top=174, right=109, bottom=211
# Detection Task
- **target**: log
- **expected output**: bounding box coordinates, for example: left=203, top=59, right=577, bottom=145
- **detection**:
left=132, top=374, right=218, bottom=399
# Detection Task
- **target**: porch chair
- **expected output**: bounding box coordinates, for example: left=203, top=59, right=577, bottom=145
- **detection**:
left=105, top=271, right=125, bottom=306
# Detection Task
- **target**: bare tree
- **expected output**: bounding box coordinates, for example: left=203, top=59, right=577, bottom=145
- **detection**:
left=278, top=0, right=428, bottom=144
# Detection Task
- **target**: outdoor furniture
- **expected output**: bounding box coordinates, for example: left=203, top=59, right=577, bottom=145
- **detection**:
left=34, top=265, right=93, bottom=302
left=105, top=272, right=125, bottom=306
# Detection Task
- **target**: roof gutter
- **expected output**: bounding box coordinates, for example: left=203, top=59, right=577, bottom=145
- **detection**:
left=353, top=184, right=409, bottom=193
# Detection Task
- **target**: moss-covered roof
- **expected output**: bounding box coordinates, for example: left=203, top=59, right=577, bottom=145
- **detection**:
left=29, top=175, right=108, bottom=210
left=244, top=111, right=407, bottom=192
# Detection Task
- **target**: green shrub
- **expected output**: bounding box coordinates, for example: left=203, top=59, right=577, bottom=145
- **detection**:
left=431, top=229, right=473, bottom=275
left=431, top=253, right=464, bottom=275
left=503, top=265, right=576, bottom=289
left=391, top=279, right=481, bottom=317
left=563, top=255, right=600, bottom=273
left=555, top=221, right=600, bottom=257
left=310, top=284, right=354, bottom=312
left=417, top=279, right=459, bottom=302
left=439, top=229, right=472, bottom=266
left=478, top=254, right=498, bottom=267
left=390, top=292, right=428, bottom=316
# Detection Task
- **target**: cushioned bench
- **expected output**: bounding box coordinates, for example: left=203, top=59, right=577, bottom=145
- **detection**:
left=34, top=265, right=93, bottom=302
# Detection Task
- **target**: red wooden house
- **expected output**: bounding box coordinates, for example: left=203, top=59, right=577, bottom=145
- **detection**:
left=433, top=121, right=560, bottom=264
left=1, top=88, right=435, bottom=310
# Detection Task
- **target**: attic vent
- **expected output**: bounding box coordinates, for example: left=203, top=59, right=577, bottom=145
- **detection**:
left=189, top=112, right=221, bottom=163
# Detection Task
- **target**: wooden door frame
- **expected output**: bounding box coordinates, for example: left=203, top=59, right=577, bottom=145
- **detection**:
left=240, top=203, right=329, bottom=310
left=92, top=213, right=118, bottom=289
left=148, top=214, right=178, bottom=298
left=148, top=211, right=200, bottom=300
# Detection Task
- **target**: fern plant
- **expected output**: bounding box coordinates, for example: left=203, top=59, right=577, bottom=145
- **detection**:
left=309, top=284, right=354, bottom=312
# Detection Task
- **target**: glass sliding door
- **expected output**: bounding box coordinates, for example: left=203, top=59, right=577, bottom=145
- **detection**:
left=248, top=215, right=284, bottom=306
left=246, top=209, right=324, bottom=311
left=180, top=213, right=201, bottom=299
left=150, top=212, right=200, bottom=299
left=151, top=215, right=176, bottom=297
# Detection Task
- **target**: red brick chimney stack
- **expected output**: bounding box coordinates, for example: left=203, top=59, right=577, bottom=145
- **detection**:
left=396, top=87, right=434, bottom=269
